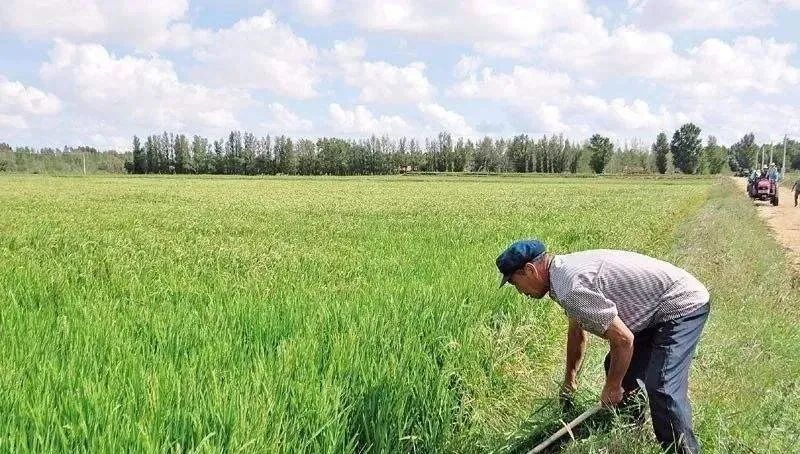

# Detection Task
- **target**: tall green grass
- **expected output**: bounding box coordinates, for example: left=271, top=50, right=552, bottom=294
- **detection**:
left=0, top=175, right=712, bottom=452
left=522, top=179, right=800, bottom=453
left=670, top=180, right=800, bottom=452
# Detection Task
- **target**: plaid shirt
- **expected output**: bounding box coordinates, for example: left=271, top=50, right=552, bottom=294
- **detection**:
left=548, top=250, right=709, bottom=335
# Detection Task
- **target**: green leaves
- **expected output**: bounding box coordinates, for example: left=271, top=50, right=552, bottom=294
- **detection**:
left=670, top=123, right=703, bottom=174
left=588, top=134, right=613, bottom=174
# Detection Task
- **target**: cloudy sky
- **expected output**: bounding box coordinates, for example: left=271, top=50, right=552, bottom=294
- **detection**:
left=2, top=0, right=800, bottom=150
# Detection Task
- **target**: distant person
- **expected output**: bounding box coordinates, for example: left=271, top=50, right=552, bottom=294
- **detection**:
left=767, top=163, right=779, bottom=182
left=497, top=240, right=710, bottom=454
left=793, top=178, right=800, bottom=207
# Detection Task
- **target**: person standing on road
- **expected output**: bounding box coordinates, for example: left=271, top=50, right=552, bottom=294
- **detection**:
left=497, top=239, right=711, bottom=454
left=792, top=178, right=800, bottom=207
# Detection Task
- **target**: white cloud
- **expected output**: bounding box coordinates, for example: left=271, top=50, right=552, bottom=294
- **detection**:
left=262, top=103, right=313, bottom=133
left=532, top=103, right=569, bottom=133
left=449, top=66, right=572, bottom=104
left=294, top=0, right=597, bottom=57
left=445, top=53, right=800, bottom=144
left=152, top=22, right=213, bottom=51
left=328, top=103, right=411, bottom=135
left=449, top=63, right=683, bottom=137
left=3, top=1, right=800, bottom=149
left=0, top=76, right=62, bottom=116
left=630, top=0, right=800, bottom=30
left=40, top=40, right=248, bottom=136
left=541, top=24, right=800, bottom=97
left=683, top=37, right=800, bottom=96
left=331, top=39, right=368, bottom=61
left=674, top=96, right=800, bottom=144
left=544, top=23, right=689, bottom=81
left=347, top=61, right=434, bottom=103
left=509, top=96, right=682, bottom=139
left=331, top=39, right=435, bottom=103
left=417, top=103, right=475, bottom=136
left=0, top=0, right=188, bottom=48
left=453, top=55, right=482, bottom=78
left=473, top=42, right=532, bottom=59
left=295, top=0, right=335, bottom=18
left=0, top=76, right=61, bottom=133
left=192, top=11, right=318, bottom=99
left=0, top=113, right=28, bottom=130
left=572, top=96, right=680, bottom=133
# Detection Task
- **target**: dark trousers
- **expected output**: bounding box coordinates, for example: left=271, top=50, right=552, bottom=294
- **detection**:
left=794, top=190, right=799, bottom=206
left=604, top=303, right=710, bottom=453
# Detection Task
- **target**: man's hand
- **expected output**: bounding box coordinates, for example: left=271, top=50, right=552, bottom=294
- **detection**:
left=560, top=379, right=578, bottom=414
left=600, top=382, right=624, bottom=407
left=562, top=377, right=578, bottom=394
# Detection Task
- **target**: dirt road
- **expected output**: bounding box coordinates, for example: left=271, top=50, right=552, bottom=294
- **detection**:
left=732, top=176, right=800, bottom=269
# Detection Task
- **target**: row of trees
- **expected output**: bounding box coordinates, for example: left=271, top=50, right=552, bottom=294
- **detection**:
left=651, top=123, right=727, bottom=175
left=3, top=124, right=798, bottom=175
left=123, top=124, right=733, bottom=177
left=126, top=131, right=593, bottom=176
left=582, top=123, right=726, bottom=176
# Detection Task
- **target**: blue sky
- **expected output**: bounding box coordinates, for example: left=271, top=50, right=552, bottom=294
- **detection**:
left=2, top=0, right=800, bottom=150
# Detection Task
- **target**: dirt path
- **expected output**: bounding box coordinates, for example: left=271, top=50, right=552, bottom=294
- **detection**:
left=731, top=176, right=800, bottom=269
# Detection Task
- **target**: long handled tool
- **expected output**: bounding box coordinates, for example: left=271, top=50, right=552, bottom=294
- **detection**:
left=526, top=379, right=649, bottom=454
left=526, top=405, right=601, bottom=453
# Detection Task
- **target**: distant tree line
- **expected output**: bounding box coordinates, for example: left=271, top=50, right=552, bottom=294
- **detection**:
left=0, top=143, right=127, bottom=174
left=122, top=124, right=739, bottom=176
left=124, top=131, right=589, bottom=176
left=2, top=122, right=798, bottom=175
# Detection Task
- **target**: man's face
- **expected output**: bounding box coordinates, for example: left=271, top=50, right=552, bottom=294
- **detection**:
left=509, top=262, right=549, bottom=299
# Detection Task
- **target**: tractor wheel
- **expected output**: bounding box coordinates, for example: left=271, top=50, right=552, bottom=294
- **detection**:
left=771, top=195, right=779, bottom=206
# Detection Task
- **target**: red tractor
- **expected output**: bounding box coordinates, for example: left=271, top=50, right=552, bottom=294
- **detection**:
left=747, top=177, right=779, bottom=206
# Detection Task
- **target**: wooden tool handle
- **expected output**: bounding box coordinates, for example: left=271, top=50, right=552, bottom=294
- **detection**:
left=527, top=405, right=601, bottom=454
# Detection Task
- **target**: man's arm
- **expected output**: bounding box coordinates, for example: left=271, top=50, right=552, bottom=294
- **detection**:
left=563, top=317, right=588, bottom=392
left=599, top=316, right=634, bottom=406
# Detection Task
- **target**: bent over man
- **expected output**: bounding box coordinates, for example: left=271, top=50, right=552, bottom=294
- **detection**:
left=497, top=239, right=710, bottom=453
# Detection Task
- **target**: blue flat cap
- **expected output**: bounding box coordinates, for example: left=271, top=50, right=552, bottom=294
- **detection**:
left=496, top=239, right=547, bottom=287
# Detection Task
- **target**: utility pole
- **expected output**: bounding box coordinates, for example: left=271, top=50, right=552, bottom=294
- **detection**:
left=783, top=134, right=788, bottom=174
left=83, top=152, right=86, bottom=175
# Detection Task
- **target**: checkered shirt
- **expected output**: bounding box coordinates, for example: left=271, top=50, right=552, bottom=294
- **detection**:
left=548, top=250, right=710, bottom=335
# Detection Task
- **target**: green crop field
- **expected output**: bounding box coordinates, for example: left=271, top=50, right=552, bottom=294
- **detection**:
left=1, top=175, right=798, bottom=453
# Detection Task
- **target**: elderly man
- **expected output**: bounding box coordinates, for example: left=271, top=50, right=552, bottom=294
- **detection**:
left=497, top=239, right=710, bottom=453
